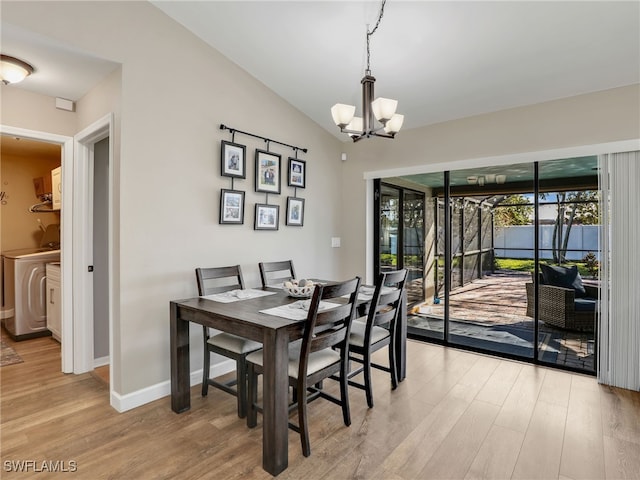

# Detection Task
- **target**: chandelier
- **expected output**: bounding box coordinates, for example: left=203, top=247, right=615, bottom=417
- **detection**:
left=330, top=0, right=404, bottom=142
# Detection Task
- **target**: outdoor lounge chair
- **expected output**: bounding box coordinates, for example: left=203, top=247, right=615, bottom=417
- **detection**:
left=525, top=265, right=598, bottom=332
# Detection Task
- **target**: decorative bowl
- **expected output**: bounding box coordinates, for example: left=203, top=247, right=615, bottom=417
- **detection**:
left=284, top=279, right=315, bottom=298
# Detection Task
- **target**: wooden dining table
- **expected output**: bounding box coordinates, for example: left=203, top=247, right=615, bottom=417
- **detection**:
left=170, top=285, right=406, bottom=476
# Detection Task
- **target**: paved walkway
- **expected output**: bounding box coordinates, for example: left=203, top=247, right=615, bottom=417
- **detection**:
left=408, top=271, right=596, bottom=371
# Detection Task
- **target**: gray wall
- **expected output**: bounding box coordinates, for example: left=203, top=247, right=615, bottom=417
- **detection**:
left=93, top=137, right=109, bottom=361
left=1, top=0, right=344, bottom=396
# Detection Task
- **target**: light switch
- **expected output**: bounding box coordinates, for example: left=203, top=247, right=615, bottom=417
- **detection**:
left=331, top=237, right=341, bottom=248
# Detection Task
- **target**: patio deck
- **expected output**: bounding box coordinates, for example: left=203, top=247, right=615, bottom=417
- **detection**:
left=407, top=271, right=596, bottom=372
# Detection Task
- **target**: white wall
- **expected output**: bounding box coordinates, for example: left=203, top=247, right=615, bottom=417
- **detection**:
left=495, top=225, right=600, bottom=260
left=2, top=1, right=344, bottom=397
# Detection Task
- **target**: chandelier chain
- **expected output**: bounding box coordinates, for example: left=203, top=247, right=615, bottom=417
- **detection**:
left=366, top=0, right=387, bottom=73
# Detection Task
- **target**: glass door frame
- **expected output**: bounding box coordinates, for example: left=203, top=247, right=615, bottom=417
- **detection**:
left=373, top=180, right=426, bottom=307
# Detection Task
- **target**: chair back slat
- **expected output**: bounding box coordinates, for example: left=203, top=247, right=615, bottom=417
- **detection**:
left=259, top=260, right=296, bottom=287
left=366, top=269, right=408, bottom=333
left=377, top=288, right=402, bottom=306
left=313, top=303, right=353, bottom=327
left=308, top=329, right=346, bottom=353
left=196, top=266, right=245, bottom=295
left=372, top=308, right=397, bottom=327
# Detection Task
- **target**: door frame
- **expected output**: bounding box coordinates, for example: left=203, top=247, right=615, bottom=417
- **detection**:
left=1, top=124, right=74, bottom=373
left=73, top=114, right=114, bottom=379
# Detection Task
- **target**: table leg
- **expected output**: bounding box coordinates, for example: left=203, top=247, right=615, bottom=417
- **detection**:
left=170, top=302, right=191, bottom=413
left=261, top=328, right=290, bottom=476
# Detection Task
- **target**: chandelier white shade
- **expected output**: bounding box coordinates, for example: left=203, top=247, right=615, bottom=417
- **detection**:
left=330, top=0, right=403, bottom=142
left=346, top=116, right=363, bottom=135
left=331, top=104, right=356, bottom=128
left=371, top=97, right=397, bottom=123
left=384, top=114, right=404, bottom=134
left=0, top=54, right=34, bottom=84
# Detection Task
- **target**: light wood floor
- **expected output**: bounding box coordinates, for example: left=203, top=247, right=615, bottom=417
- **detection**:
left=1, top=332, right=639, bottom=479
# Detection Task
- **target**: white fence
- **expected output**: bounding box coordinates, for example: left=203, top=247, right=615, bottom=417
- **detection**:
left=494, top=225, right=600, bottom=260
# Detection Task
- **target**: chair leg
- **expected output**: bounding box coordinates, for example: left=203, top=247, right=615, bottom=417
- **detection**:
left=363, top=349, right=374, bottom=408
left=298, top=380, right=311, bottom=457
left=236, top=358, right=247, bottom=418
left=340, top=355, right=352, bottom=426
left=247, top=363, right=258, bottom=428
left=202, top=348, right=210, bottom=397
left=388, top=340, right=398, bottom=390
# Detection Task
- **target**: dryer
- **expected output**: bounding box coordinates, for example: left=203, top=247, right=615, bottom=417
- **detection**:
left=2, top=248, right=61, bottom=340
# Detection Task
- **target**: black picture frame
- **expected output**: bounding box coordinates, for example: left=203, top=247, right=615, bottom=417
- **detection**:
left=221, top=140, right=247, bottom=178
left=286, top=197, right=305, bottom=226
left=219, top=189, right=245, bottom=224
left=255, top=150, right=281, bottom=194
left=288, top=158, right=306, bottom=188
left=254, top=203, right=279, bottom=230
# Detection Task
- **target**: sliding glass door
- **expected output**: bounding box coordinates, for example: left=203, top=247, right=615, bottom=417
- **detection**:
left=381, top=157, right=600, bottom=374
left=444, top=164, right=536, bottom=358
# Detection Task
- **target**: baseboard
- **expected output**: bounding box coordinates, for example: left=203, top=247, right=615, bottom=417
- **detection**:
left=94, top=356, right=109, bottom=368
left=110, top=359, right=235, bottom=413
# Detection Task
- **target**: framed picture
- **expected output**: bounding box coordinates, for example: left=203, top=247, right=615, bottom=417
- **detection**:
left=254, top=203, right=279, bottom=230
left=288, top=158, right=306, bottom=188
left=255, top=150, right=281, bottom=194
left=286, top=197, right=305, bottom=226
left=221, top=140, right=246, bottom=178
left=219, top=189, right=245, bottom=224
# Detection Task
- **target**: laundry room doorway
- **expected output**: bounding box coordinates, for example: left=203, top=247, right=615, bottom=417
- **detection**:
left=1, top=125, right=73, bottom=372
left=2, top=114, right=115, bottom=399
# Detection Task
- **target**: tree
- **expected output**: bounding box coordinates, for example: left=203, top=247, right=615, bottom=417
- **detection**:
left=493, top=194, right=533, bottom=227
left=549, top=190, right=599, bottom=263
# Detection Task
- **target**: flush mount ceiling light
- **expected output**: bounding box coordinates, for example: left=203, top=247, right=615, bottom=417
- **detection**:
left=331, top=0, right=404, bottom=142
left=1, top=54, right=34, bottom=85
left=467, top=174, right=507, bottom=185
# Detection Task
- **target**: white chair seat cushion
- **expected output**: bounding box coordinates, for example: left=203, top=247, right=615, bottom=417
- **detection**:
left=246, top=341, right=340, bottom=380
left=208, top=333, right=261, bottom=354
left=349, top=319, right=390, bottom=348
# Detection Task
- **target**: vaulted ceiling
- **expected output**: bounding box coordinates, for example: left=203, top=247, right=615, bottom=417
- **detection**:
left=2, top=1, right=639, bottom=141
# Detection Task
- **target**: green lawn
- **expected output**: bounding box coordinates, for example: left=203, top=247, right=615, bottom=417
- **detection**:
left=495, top=258, right=593, bottom=277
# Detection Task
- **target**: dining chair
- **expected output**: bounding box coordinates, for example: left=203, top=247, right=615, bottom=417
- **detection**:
left=246, top=276, right=361, bottom=457
left=258, top=260, right=296, bottom=288
left=347, top=268, right=408, bottom=408
left=195, top=266, right=262, bottom=418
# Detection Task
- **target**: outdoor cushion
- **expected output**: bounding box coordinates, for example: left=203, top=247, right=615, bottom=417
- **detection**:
left=540, top=264, right=587, bottom=297
left=574, top=298, right=597, bottom=312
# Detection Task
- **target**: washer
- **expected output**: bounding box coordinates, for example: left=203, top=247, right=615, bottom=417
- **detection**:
left=2, top=248, right=61, bottom=340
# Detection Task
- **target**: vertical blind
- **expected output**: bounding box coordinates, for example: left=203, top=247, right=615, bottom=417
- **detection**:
left=599, top=151, right=640, bottom=391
